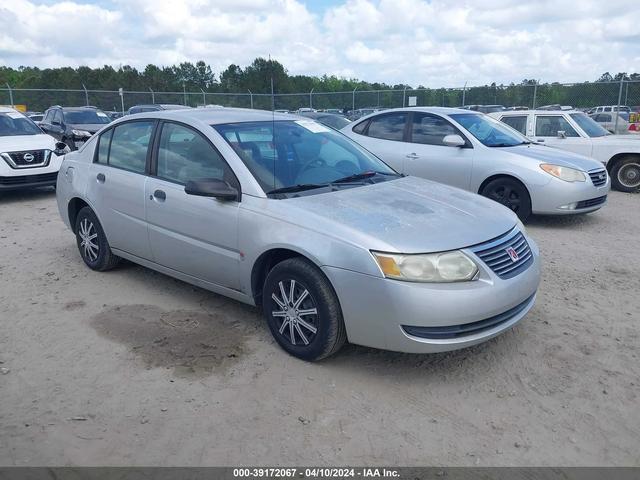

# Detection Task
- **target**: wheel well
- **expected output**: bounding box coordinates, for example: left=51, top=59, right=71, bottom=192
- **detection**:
left=478, top=174, right=529, bottom=197
left=251, top=248, right=305, bottom=305
left=606, top=153, right=638, bottom=173
left=67, top=198, right=89, bottom=230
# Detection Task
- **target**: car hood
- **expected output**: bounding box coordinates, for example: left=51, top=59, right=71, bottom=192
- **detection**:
left=279, top=176, right=518, bottom=253
left=591, top=134, right=640, bottom=146
left=69, top=124, right=105, bottom=134
left=500, top=143, right=604, bottom=171
left=0, top=133, right=57, bottom=153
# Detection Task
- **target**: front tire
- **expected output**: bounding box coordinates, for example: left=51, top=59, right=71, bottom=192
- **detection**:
left=481, top=177, right=532, bottom=222
left=610, top=156, right=640, bottom=192
left=74, top=206, right=120, bottom=271
left=262, top=258, right=346, bottom=361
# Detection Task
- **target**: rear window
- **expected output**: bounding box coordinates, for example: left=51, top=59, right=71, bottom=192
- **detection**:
left=366, top=113, right=407, bottom=141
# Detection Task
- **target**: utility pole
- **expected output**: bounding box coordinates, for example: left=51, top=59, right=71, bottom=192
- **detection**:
left=248, top=89, right=253, bottom=109
left=614, top=78, right=624, bottom=133
left=82, top=84, right=89, bottom=106
left=352, top=86, right=358, bottom=111
left=183, top=82, right=187, bottom=106
left=462, top=81, right=467, bottom=106
left=5, top=83, right=13, bottom=107
left=403, top=86, right=407, bottom=107
left=200, top=88, right=206, bottom=107
left=149, top=87, right=155, bottom=104
left=309, top=88, right=314, bottom=109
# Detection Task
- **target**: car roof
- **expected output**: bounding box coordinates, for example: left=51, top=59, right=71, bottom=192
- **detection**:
left=365, top=106, right=475, bottom=115
left=0, top=106, right=20, bottom=114
left=496, top=109, right=583, bottom=115
left=122, top=107, right=300, bottom=125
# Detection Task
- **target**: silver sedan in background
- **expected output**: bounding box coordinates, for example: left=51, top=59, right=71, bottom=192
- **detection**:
left=56, top=108, right=540, bottom=360
left=341, top=107, right=610, bottom=221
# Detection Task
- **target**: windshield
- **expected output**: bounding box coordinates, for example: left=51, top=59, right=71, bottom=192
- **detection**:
left=450, top=113, right=529, bottom=147
left=0, top=112, right=42, bottom=137
left=214, top=120, right=398, bottom=195
left=570, top=113, right=609, bottom=137
left=63, top=110, right=111, bottom=125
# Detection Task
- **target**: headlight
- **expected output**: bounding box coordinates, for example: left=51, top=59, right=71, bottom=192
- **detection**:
left=540, top=164, right=586, bottom=182
left=71, top=129, right=92, bottom=138
left=371, top=250, right=479, bottom=283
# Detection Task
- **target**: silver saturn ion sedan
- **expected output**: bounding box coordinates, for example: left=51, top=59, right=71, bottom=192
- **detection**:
left=56, top=108, right=540, bottom=360
left=341, top=107, right=610, bottom=221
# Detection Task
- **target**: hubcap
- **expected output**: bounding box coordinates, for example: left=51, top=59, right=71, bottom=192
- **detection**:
left=619, top=163, right=640, bottom=188
left=488, top=185, right=521, bottom=212
left=79, top=218, right=99, bottom=262
left=271, top=279, right=318, bottom=346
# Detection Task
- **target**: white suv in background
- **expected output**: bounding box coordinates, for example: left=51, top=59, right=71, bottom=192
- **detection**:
left=490, top=110, right=640, bottom=192
left=0, top=107, right=68, bottom=191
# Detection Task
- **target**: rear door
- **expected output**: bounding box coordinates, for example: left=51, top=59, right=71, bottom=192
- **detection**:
left=346, top=112, right=411, bottom=172
left=86, top=120, right=155, bottom=260
left=145, top=121, right=242, bottom=290
left=533, top=114, right=592, bottom=156
left=402, top=112, right=474, bottom=190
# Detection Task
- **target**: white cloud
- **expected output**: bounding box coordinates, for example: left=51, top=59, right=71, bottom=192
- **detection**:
left=0, top=0, right=638, bottom=87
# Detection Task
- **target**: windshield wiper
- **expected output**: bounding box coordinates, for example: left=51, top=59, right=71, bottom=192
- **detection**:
left=267, top=183, right=327, bottom=195
left=488, top=143, right=519, bottom=147
left=331, top=171, right=398, bottom=184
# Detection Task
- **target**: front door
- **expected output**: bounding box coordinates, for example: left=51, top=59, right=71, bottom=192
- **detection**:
left=533, top=114, right=592, bottom=156
left=402, top=112, right=474, bottom=190
left=145, top=121, right=241, bottom=290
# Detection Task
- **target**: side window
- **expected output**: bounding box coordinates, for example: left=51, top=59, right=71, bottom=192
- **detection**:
left=501, top=115, right=528, bottom=135
left=352, top=119, right=369, bottom=134
left=108, top=121, right=154, bottom=173
left=366, top=113, right=407, bottom=141
left=96, top=129, right=112, bottom=164
left=410, top=113, right=459, bottom=145
left=43, top=110, right=54, bottom=123
left=604, top=107, right=611, bottom=112
left=534, top=116, right=579, bottom=137
left=156, top=122, right=229, bottom=185
left=601, top=114, right=611, bottom=122
left=53, top=110, right=63, bottom=124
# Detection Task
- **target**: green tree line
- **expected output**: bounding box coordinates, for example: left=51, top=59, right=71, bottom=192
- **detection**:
left=0, top=58, right=638, bottom=111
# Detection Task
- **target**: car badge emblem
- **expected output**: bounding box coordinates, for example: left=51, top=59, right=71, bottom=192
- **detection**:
left=598, top=173, right=605, bottom=180
left=23, top=153, right=34, bottom=163
left=506, top=246, right=519, bottom=262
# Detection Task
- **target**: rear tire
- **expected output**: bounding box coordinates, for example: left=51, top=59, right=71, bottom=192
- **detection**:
left=262, top=257, right=346, bottom=361
left=74, top=206, right=120, bottom=271
left=610, top=156, right=640, bottom=192
left=481, top=177, right=532, bottom=222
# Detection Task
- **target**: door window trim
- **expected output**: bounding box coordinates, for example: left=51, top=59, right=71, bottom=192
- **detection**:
left=92, top=118, right=159, bottom=176
left=149, top=120, right=242, bottom=199
left=360, top=112, right=411, bottom=142
left=408, top=112, right=473, bottom=148
left=533, top=114, right=584, bottom=138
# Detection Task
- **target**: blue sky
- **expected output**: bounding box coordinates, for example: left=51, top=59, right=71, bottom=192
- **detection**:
left=1, top=0, right=638, bottom=87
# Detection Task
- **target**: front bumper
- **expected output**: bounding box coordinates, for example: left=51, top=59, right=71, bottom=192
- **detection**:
left=322, top=235, right=540, bottom=354
left=0, top=153, right=63, bottom=191
left=530, top=174, right=610, bottom=215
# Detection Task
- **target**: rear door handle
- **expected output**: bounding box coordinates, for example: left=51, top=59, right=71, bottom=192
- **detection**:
left=536, top=139, right=545, bottom=142
left=406, top=153, right=419, bottom=159
left=152, top=189, right=166, bottom=201
left=96, top=173, right=105, bottom=183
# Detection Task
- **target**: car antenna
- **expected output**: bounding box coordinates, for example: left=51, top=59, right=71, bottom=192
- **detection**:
left=270, top=54, right=276, bottom=192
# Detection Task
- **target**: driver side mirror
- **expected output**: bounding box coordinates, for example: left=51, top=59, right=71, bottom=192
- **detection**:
left=557, top=130, right=567, bottom=139
left=442, top=134, right=466, bottom=147
left=185, top=178, right=239, bottom=201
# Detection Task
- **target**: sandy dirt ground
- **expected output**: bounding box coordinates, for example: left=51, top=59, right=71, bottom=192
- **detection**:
left=0, top=188, right=638, bottom=466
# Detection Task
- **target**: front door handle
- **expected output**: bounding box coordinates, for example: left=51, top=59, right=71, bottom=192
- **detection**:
left=96, top=173, right=105, bottom=183
left=536, top=139, right=545, bottom=142
left=153, top=189, right=166, bottom=201
left=406, top=153, right=419, bottom=159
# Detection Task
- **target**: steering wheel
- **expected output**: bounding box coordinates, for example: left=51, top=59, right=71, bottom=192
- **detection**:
left=298, top=157, right=327, bottom=176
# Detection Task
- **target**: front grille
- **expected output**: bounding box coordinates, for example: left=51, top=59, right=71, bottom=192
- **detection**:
left=471, top=229, right=533, bottom=279
left=588, top=168, right=607, bottom=187
left=0, top=172, right=58, bottom=185
left=3, top=149, right=51, bottom=169
left=402, top=294, right=535, bottom=339
left=576, top=195, right=607, bottom=209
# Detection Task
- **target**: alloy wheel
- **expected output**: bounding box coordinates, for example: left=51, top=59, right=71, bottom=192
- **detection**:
left=271, top=279, right=319, bottom=346
left=78, top=218, right=99, bottom=262
left=487, top=185, right=521, bottom=212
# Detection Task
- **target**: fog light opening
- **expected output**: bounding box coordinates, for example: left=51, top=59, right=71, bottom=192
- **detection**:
left=559, top=202, right=578, bottom=210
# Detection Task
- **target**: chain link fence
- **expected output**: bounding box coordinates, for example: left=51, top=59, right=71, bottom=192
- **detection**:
left=1, top=80, right=639, bottom=114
